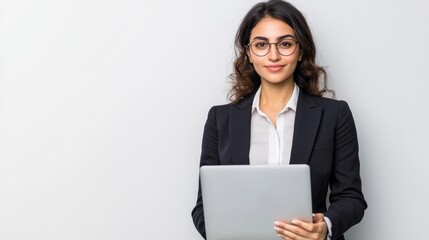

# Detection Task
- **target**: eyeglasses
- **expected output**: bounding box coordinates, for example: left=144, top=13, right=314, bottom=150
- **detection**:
left=247, top=38, right=299, bottom=57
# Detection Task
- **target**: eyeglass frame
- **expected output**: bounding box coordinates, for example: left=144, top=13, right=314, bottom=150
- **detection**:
left=246, top=37, right=299, bottom=57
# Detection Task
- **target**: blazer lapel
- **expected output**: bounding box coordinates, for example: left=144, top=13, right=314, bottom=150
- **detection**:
left=229, top=93, right=254, bottom=165
left=290, top=92, right=323, bottom=164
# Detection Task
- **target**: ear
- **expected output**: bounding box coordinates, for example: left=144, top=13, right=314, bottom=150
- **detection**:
left=246, top=48, right=253, bottom=63
left=298, top=49, right=303, bottom=61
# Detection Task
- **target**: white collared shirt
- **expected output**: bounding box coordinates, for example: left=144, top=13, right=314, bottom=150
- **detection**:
left=248, top=84, right=333, bottom=239
left=249, top=84, right=299, bottom=165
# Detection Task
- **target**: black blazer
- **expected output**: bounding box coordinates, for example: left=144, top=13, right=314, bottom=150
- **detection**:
left=191, top=90, right=367, bottom=240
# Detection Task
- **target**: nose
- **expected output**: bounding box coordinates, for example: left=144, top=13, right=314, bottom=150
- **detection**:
left=267, top=43, right=281, bottom=61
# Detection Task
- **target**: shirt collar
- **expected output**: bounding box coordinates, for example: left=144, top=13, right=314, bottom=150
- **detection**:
left=251, top=83, right=300, bottom=114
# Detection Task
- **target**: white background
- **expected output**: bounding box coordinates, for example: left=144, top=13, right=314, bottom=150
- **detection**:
left=1, top=0, right=429, bottom=239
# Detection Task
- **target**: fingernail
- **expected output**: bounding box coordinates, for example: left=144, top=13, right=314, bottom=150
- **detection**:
left=292, top=219, right=297, bottom=224
left=274, top=221, right=280, bottom=226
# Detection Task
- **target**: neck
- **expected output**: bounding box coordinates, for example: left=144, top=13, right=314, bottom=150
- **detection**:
left=259, top=79, right=295, bottom=109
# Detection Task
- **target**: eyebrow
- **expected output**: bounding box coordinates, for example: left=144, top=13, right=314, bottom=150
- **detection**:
left=251, top=34, right=296, bottom=42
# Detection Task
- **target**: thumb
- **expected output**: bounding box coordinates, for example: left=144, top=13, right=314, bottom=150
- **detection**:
left=312, top=213, right=325, bottom=223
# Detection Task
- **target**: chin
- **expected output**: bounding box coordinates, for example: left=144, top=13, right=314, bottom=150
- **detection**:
left=263, top=77, right=293, bottom=85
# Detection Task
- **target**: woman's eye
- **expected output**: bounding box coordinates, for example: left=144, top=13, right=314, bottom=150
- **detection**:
left=279, top=41, right=292, bottom=48
left=255, top=42, right=268, bottom=48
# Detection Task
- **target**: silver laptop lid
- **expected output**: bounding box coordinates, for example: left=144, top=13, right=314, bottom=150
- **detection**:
left=201, top=165, right=312, bottom=240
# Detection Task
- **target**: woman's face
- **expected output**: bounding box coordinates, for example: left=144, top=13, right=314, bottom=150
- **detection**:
left=247, top=17, right=301, bottom=86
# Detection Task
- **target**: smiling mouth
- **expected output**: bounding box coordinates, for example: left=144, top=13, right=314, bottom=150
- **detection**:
left=265, top=65, right=285, bottom=72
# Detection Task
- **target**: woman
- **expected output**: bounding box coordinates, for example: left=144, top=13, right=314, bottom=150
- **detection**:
left=191, top=0, right=367, bottom=239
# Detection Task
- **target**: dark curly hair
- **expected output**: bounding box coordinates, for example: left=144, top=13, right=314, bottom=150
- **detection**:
left=229, top=0, right=332, bottom=103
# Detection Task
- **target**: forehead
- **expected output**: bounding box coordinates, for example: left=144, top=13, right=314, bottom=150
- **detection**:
left=250, top=17, right=295, bottom=41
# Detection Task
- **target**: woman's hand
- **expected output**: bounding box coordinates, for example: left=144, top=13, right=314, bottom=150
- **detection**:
left=274, top=213, right=328, bottom=240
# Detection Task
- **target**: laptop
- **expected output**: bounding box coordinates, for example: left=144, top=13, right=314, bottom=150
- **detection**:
left=200, top=165, right=313, bottom=240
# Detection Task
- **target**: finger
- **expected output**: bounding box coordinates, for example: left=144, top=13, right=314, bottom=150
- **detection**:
left=274, top=225, right=301, bottom=240
left=291, top=218, right=315, bottom=232
left=312, top=213, right=324, bottom=223
left=274, top=221, right=307, bottom=239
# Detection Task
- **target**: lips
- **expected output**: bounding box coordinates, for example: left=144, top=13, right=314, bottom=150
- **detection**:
left=265, top=64, right=285, bottom=72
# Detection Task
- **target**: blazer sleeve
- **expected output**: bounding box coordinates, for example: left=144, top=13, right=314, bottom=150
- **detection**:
left=324, top=101, right=367, bottom=239
left=191, top=106, right=220, bottom=239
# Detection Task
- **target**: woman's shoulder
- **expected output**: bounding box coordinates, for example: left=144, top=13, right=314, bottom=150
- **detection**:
left=207, top=103, right=232, bottom=114
left=303, top=92, right=350, bottom=109
left=209, top=93, right=255, bottom=113
left=204, top=103, right=231, bottom=120
left=205, top=94, right=254, bottom=124
left=301, top=92, right=354, bottom=120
